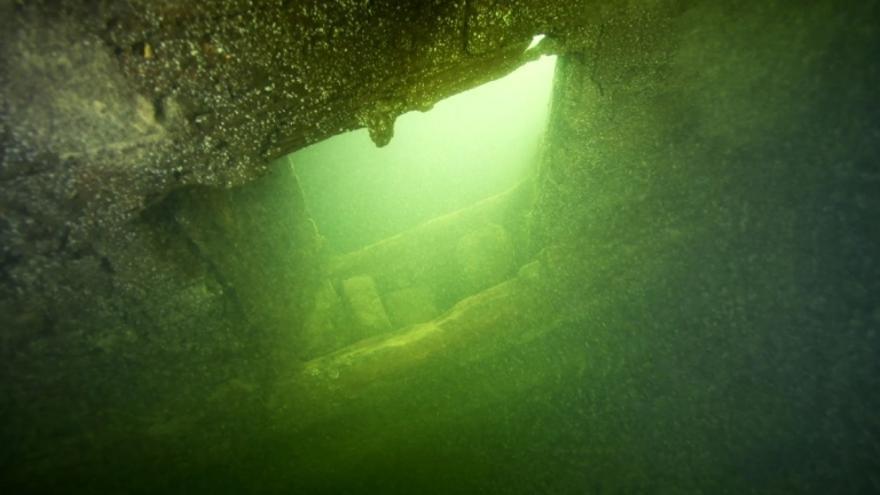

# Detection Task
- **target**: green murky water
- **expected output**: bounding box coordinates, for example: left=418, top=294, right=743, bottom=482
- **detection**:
left=3, top=3, right=878, bottom=494
left=292, top=55, right=556, bottom=253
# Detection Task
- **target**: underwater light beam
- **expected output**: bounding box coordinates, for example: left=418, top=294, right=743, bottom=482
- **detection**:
left=527, top=34, right=546, bottom=50
left=290, top=54, right=557, bottom=252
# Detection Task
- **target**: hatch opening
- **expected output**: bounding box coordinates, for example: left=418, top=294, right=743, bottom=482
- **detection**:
left=287, top=55, right=557, bottom=254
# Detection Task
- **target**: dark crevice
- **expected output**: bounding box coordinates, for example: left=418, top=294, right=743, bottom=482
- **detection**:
left=152, top=96, right=166, bottom=124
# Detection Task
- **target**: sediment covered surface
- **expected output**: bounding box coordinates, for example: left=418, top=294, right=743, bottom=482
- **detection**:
left=1, top=1, right=878, bottom=493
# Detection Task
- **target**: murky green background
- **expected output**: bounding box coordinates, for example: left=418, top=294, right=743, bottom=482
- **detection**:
left=1, top=1, right=878, bottom=494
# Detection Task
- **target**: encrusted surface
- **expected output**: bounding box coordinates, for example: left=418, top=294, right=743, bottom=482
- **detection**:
left=1, top=0, right=878, bottom=493
left=0, top=1, right=582, bottom=490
